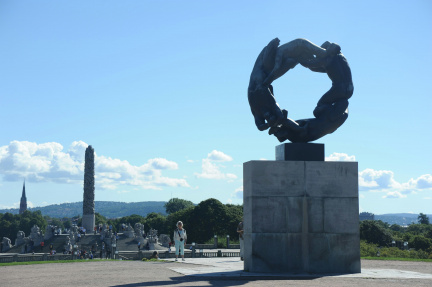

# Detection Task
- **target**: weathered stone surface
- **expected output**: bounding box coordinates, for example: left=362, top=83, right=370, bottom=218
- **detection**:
left=159, top=234, right=171, bottom=247
left=29, top=225, right=44, bottom=246
left=308, top=233, right=361, bottom=273
left=82, top=145, right=95, bottom=231
left=2, top=237, right=12, bottom=252
left=44, top=225, right=56, bottom=240
left=305, top=161, right=358, bottom=197
left=15, top=231, right=26, bottom=246
left=82, top=214, right=95, bottom=232
left=244, top=233, right=303, bottom=273
left=244, top=161, right=304, bottom=197
left=247, top=196, right=304, bottom=233
left=324, top=198, right=359, bottom=234
left=307, top=198, right=324, bottom=233
left=123, top=223, right=135, bottom=238
left=243, top=160, right=360, bottom=274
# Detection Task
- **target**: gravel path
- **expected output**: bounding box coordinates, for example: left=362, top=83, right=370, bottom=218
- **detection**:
left=1, top=259, right=431, bottom=287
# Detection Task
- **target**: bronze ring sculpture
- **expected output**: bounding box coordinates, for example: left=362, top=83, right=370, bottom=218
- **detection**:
left=248, top=38, right=353, bottom=143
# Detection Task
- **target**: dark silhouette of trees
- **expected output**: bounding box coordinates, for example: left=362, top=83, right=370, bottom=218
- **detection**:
left=164, top=198, right=194, bottom=214
left=418, top=213, right=430, bottom=225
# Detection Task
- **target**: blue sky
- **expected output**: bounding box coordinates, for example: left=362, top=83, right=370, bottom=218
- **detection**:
left=0, top=0, right=431, bottom=215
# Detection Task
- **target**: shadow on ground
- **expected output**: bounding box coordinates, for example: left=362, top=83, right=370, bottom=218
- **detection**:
left=110, top=274, right=318, bottom=287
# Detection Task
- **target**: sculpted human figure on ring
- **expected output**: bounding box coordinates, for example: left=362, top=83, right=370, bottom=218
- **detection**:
left=248, top=38, right=353, bottom=143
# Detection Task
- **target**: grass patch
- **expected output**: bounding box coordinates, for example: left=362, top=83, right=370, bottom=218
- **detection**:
left=362, top=257, right=432, bottom=262
left=0, top=259, right=112, bottom=267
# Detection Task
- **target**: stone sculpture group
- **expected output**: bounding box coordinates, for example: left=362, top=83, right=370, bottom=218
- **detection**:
left=248, top=38, right=353, bottom=143
left=1, top=224, right=57, bottom=253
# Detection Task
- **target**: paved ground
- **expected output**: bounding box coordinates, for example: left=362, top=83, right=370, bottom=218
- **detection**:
left=1, top=258, right=432, bottom=287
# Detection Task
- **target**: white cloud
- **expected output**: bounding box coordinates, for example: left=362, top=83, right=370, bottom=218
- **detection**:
left=405, top=174, right=432, bottom=189
left=117, top=190, right=131, bottom=194
left=0, top=141, right=83, bottom=183
left=326, top=152, right=356, bottom=161
left=0, top=140, right=189, bottom=191
left=195, top=150, right=237, bottom=180
left=234, top=186, right=243, bottom=199
left=148, top=158, right=178, bottom=170
left=382, top=191, right=407, bottom=199
left=359, top=169, right=401, bottom=190
left=0, top=201, right=33, bottom=209
left=207, top=150, right=233, bottom=162
left=359, top=167, right=432, bottom=199
left=226, top=186, right=244, bottom=204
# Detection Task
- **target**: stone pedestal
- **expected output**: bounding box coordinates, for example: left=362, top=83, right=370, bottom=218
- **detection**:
left=243, top=160, right=360, bottom=274
left=82, top=214, right=95, bottom=232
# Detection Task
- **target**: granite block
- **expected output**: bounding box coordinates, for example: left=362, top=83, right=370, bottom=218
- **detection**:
left=324, top=198, right=359, bottom=234
left=305, top=161, right=358, bottom=198
left=244, top=161, right=305, bottom=197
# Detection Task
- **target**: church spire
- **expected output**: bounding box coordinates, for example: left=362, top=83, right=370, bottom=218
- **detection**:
left=19, top=180, right=27, bottom=214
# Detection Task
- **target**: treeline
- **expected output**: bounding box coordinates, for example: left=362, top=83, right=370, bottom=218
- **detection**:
left=0, top=198, right=242, bottom=245
left=0, top=210, right=47, bottom=243
left=102, top=198, right=243, bottom=243
left=360, top=213, right=432, bottom=259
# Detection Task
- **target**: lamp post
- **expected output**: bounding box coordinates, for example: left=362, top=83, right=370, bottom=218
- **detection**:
left=112, top=243, right=117, bottom=259
left=73, top=244, right=78, bottom=260
left=226, top=235, right=230, bottom=249
left=192, top=242, right=196, bottom=258
left=214, top=235, right=218, bottom=248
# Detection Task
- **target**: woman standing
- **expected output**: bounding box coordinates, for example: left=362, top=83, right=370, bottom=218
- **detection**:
left=173, top=221, right=187, bottom=261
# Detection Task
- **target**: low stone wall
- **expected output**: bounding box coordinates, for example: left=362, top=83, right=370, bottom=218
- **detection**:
left=118, top=250, right=240, bottom=260
left=184, top=244, right=240, bottom=249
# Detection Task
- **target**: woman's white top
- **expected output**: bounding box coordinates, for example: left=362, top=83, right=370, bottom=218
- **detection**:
left=173, top=228, right=187, bottom=242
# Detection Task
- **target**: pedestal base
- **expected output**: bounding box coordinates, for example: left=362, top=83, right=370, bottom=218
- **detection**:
left=82, top=214, right=95, bottom=232
left=243, top=160, right=360, bottom=274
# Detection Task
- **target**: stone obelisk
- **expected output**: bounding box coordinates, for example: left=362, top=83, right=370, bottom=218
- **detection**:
left=82, top=145, right=95, bottom=231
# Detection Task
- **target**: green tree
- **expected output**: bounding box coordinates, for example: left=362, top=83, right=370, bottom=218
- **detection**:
left=172, top=198, right=240, bottom=243
left=360, top=220, right=393, bottom=246
left=19, top=210, right=46, bottom=238
left=145, top=212, right=168, bottom=234
left=225, top=204, right=243, bottom=239
left=166, top=206, right=194, bottom=240
left=164, top=198, right=194, bottom=214
left=110, top=214, right=145, bottom=232
left=63, top=219, right=72, bottom=229
left=418, top=213, right=430, bottom=225
left=49, top=218, right=64, bottom=229
left=0, top=211, right=47, bottom=243
left=409, top=235, right=432, bottom=251
left=95, top=213, right=107, bottom=225
left=390, top=224, right=403, bottom=232
left=407, top=223, right=432, bottom=235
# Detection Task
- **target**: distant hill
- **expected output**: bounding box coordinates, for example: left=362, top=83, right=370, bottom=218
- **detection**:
left=375, top=213, right=432, bottom=226
left=0, top=201, right=167, bottom=218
